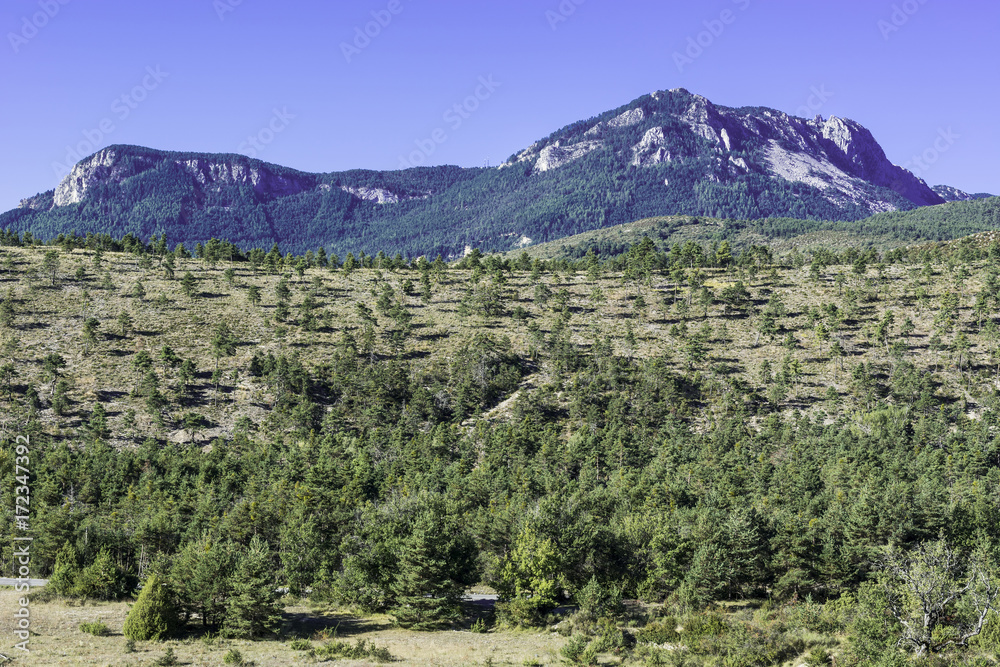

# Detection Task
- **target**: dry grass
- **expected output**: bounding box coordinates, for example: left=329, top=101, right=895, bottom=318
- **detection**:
left=0, top=588, right=565, bottom=665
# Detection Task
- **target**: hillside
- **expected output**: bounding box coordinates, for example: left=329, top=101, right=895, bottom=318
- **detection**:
left=509, top=195, right=1000, bottom=260
left=2, top=230, right=1000, bottom=664
left=2, top=89, right=954, bottom=259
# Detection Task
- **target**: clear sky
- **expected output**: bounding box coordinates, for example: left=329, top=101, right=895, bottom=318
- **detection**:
left=1, top=0, right=996, bottom=211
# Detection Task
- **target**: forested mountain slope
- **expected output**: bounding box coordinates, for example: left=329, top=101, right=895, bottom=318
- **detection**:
left=3, top=89, right=954, bottom=258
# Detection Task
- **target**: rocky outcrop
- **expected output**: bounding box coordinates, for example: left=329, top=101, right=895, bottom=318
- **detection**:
left=933, top=185, right=995, bottom=202
left=631, top=127, right=673, bottom=167
left=535, top=140, right=602, bottom=172
left=53, top=148, right=156, bottom=206
left=177, top=158, right=312, bottom=199
left=585, top=108, right=646, bottom=138
left=817, top=116, right=942, bottom=207
left=50, top=146, right=314, bottom=208
left=340, top=185, right=401, bottom=205
left=17, top=191, right=54, bottom=210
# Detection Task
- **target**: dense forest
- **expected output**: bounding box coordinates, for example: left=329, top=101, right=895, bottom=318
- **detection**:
left=1, top=228, right=1000, bottom=665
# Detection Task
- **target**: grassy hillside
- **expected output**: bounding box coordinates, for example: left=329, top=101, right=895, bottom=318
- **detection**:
left=508, top=196, right=1000, bottom=261
left=2, top=234, right=1000, bottom=664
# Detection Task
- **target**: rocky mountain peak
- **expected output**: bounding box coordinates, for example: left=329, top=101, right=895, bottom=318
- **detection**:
left=509, top=89, right=943, bottom=213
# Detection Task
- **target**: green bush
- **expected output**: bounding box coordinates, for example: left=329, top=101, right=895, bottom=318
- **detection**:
left=288, top=638, right=312, bottom=650
left=151, top=647, right=179, bottom=666
left=222, top=648, right=256, bottom=666
left=122, top=574, right=182, bottom=641
left=590, top=620, right=635, bottom=656
left=79, top=620, right=111, bottom=636
left=680, top=612, right=728, bottom=639
left=636, top=617, right=680, bottom=644
left=806, top=647, right=832, bottom=665
left=313, top=638, right=393, bottom=663
left=560, top=634, right=596, bottom=664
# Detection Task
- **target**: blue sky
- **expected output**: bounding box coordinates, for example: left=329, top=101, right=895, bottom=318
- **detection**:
left=1, top=0, right=996, bottom=211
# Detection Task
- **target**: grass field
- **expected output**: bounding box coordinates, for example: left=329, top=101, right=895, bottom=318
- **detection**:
left=0, top=588, right=569, bottom=666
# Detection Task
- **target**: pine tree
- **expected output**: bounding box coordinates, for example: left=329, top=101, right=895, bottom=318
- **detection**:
left=48, top=542, right=81, bottom=596
left=170, top=537, right=236, bottom=627
left=222, top=536, right=282, bottom=638
left=181, top=272, right=197, bottom=298
left=390, top=510, right=477, bottom=629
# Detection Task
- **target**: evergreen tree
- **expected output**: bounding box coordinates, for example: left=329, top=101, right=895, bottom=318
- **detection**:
left=390, top=508, right=478, bottom=629
left=123, top=573, right=182, bottom=641
left=170, top=537, right=236, bottom=628
left=222, top=536, right=282, bottom=639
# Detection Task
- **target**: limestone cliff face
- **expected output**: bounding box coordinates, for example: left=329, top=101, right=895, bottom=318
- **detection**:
left=506, top=88, right=944, bottom=213
left=49, top=146, right=315, bottom=209
left=53, top=148, right=153, bottom=207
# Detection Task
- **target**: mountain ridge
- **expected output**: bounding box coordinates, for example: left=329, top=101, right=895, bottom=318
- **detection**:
left=2, top=88, right=973, bottom=257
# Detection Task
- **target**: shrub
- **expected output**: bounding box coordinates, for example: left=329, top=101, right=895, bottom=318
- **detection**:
left=560, top=634, right=597, bottom=665
left=122, top=574, right=182, bottom=641
left=79, top=620, right=111, bottom=636
left=288, top=638, right=312, bottom=650
left=151, top=647, right=178, bottom=666
left=636, top=617, right=680, bottom=645
left=222, top=648, right=256, bottom=665
left=313, top=639, right=393, bottom=663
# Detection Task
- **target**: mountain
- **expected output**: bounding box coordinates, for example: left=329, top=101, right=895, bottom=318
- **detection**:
left=933, top=185, right=995, bottom=202
left=3, top=88, right=951, bottom=257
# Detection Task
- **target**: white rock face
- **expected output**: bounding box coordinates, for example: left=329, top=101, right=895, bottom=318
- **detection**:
left=584, top=107, right=645, bottom=138
left=535, top=140, right=602, bottom=172
left=631, top=127, right=673, bottom=167
left=340, top=185, right=401, bottom=205
left=729, top=156, right=749, bottom=172
left=607, top=107, right=645, bottom=129
left=764, top=140, right=897, bottom=214
left=53, top=149, right=120, bottom=206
